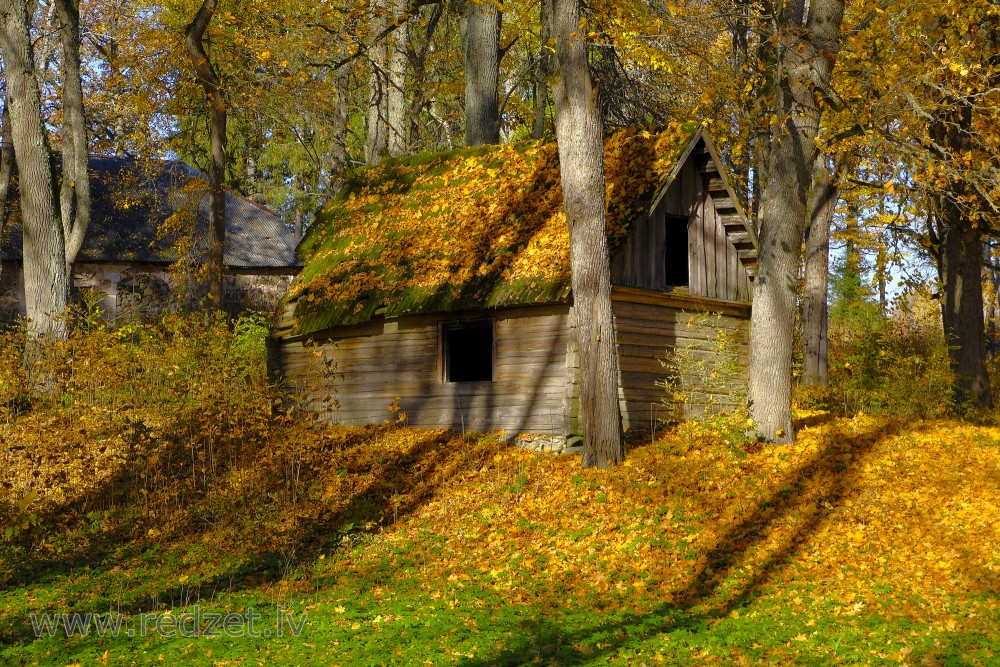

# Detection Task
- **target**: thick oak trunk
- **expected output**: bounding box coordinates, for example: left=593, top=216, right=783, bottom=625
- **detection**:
left=54, top=0, right=90, bottom=278
left=461, top=0, right=500, bottom=145
left=927, top=97, right=992, bottom=408
left=386, top=0, right=409, bottom=156
left=747, top=0, right=844, bottom=442
left=936, top=207, right=992, bottom=408
left=551, top=0, right=623, bottom=468
left=801, top=154, right=838, bottom=386
left=0, top=0, right=67, bottom=338
left=185, top=0, right=227, bottom=308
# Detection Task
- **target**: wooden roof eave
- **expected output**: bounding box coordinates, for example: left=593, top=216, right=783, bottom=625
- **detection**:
left=696, top=134, right=759, bottom=279
left=646, top=127, right=705, bottom=217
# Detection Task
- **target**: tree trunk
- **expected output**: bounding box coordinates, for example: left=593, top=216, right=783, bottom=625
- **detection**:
left=0, top=0, right=68, bottom=338
left=986, top=240, right=1000, bottom=359
left=938, top=219, right=991, bottom=407
left=366, top=0, right=389, bottom=163
left=330, top=63, right=352, bottom=195
left=54, top=0, right=91, bottom=279
left=550, top=0, right=623, bottom=468
left=801, top=153, right=838, bottom=387
left=403, top=3, right=443, bottom=149
left=0, top=94, right=14, bottom=232
left=747, top=0, right=844, bottom=443
left=876, top=243, right=887, bottom=313
left=386, top=0, right=409, bottom=156
left=531, top=0, right=553, bottom=139
left=185, top=0, right=227, bottom=308
left=461, top=0, right=500, bottom=145
left=924, top=92, right=992, bottom=408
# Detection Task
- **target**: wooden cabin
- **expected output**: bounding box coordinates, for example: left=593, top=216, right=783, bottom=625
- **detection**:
left=271, top=124, right=757, bottom=446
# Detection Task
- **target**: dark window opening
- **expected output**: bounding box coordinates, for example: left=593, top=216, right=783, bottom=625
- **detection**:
left=443, top=321, right=494, bottom=382
left=664, top=215, right=689, bottom=287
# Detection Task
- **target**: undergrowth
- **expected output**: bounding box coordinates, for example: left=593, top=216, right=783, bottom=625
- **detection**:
left=797, top=296, right=956, bottom=420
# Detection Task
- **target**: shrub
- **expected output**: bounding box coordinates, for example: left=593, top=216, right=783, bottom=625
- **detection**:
left=0, top=311, right=281, bottom=534
left=657, top=312, right=749, bottom=431
left=803, top=302, right=954, bottom=419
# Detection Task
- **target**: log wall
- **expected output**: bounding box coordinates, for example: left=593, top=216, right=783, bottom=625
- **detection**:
left=274, top=304, right=572, bottom=434
left=565, top=286, right=751, bottom=435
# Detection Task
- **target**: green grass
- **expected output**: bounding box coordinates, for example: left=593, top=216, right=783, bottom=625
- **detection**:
left=5, top=414, right=1000, bottom=665
left=3, top=535, right=998, bottom=666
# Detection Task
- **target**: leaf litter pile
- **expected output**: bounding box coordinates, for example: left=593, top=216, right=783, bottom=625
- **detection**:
left=2, top=412, right=1000, bottom=665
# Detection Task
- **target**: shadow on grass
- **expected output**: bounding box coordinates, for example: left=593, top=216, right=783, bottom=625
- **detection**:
left=456, top=417, right=903, bottom=666
left=0, top=424, right=500, bottom=644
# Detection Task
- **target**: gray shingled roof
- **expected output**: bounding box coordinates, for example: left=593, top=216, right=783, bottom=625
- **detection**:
left=0, top=155, right=299, bottom=269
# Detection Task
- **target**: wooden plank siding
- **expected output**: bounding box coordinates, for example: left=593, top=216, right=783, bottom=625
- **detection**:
left=564, top=287, right=750, bottom=436
left=273, top=304, right=572, bottom=435
left=610, top=153, right=752, bottom=302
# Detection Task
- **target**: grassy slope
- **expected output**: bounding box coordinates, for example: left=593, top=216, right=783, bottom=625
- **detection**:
left=2, top=414, right=1000, bottom=666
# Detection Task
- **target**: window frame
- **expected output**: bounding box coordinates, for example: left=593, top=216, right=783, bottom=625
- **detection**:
left=663, top=213, right=691, bottom=288
left=439, top=318, right=496, bottom=384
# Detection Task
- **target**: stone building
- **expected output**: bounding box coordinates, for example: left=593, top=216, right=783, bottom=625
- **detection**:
left=0, top=155, right=300, bottom=322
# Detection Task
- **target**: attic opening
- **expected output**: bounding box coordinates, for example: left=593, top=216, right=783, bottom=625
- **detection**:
left=664, top=214, right=690, bottom=287
left=442, top=320, right=494, bottom=383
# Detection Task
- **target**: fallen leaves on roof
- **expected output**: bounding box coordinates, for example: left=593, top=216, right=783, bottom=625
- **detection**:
left=288, top=123, right=701, bottom=335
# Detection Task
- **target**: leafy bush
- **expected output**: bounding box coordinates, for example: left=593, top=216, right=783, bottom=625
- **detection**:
left=0, top=311, right=281, bottom=537
left=657, top=313, right=748, bottom=424
left=801, top=301, right=954, bottom=419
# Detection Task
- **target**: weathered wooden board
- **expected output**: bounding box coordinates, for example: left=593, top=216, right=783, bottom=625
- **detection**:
left=275, top=304, right=573, bottom=435
left=563, top=286, right=751, bottom=435
left=610, top=157, right=753, bottom=303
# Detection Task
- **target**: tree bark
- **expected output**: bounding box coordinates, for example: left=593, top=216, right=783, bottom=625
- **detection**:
left=930, top=102, right=992, bottom=408
left=531, top=0, right=553, bottom=139
left=919, top=12, right=994, bottom=409
left=460, top=0, right=500, bottom=145
left=386, top=0, right=409, bottom=156
left=801, top=153, right=838, bottom=387
left=0, top=0, right=68, bottom=338
left=330, top=63, right=353, bottom=196
left=405, top=3, right=442, bottom=148
left=54, top=0, right=91, bottom=278
left=0, top=93, right=13, bottom=232
left=185, top=0, right=227, bottom=308
left=937, top=218, right=991, bottom=407
left=550, top=0, right=623, bottom=468
left=330, top=62, right=352, bottom=195
left=747, top=0, right=844, bottom=443
left=366, top=0, right=389, bottom=163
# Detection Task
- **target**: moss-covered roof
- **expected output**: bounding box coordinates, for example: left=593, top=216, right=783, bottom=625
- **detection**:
left=287, top=123, right=704, bottom=336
